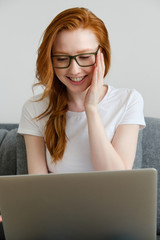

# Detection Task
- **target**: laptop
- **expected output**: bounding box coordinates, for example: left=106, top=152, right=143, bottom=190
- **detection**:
left=0, top=168, right=157, bottom=240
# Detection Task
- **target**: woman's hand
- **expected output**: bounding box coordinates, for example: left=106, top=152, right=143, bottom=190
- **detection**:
left=0, top=215, right=2, bottom=223
left=84, top=49, right=105, bottom=111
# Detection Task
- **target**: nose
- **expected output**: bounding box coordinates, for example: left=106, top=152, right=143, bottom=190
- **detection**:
left=68, top=58, right=81, bottom=74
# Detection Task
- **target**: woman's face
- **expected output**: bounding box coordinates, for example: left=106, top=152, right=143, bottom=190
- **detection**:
left=52, top=28, right=99, bottom=95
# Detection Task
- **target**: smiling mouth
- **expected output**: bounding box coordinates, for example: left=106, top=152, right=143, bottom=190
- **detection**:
left=67, top=76, right=87, bottom=82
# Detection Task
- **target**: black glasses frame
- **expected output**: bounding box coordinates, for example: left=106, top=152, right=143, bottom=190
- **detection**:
left=51, top=46, right=100, bottom=69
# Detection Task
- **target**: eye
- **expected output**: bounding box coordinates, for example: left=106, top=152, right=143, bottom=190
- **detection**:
left=80, top=55, right=90, bottom=59
left=79, top=55, right=90, bottom=60
left=56, top=57, right=68, bottom=62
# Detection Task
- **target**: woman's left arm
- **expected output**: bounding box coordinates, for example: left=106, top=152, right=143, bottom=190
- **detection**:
left=85, top=50, right=140, bottom=171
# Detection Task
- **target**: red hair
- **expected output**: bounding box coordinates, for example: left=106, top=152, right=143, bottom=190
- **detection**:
left=34, top=7, right=111, bottom=163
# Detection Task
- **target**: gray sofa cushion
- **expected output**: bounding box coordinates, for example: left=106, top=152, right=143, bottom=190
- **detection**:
left=141, top=117, right=160, bottom=234
left=0, top=129, right=17, bottom=175
left=133, top=130, right=143, bottom=169
left=16, top=133, right=28, bottom=175
left=0, top=129, right=8, bottom=145
left=0, top=124, right=18, bottom=131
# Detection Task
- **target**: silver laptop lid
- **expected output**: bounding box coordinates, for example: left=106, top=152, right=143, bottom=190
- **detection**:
left=0, top=168, right=157, bottom=240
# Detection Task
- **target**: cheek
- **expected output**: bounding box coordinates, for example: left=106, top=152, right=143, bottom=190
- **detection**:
left=54, top=69, right=66, bottom=80
left=86, top=67, right=95, bottom=85
left=86, top=66, right=95, bottom=76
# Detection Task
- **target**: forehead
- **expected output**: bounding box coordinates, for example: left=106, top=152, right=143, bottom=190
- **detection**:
left=52, top=28, right=99, bottom=54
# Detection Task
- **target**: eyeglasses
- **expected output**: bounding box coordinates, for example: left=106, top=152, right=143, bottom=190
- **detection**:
left=51, top=46, right=100, bottom=69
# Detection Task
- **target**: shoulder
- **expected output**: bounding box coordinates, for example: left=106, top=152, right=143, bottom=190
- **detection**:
left=22, top=93, right=49, bottom=117
left=106, top=85, right=144, bottom=106
left=108, top=85, right=143, bottom=99
left=18, top=94, right=49, bottom=137
left=106, top=86, right=145, bottom=128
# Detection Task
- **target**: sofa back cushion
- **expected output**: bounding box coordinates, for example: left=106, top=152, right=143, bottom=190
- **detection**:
left=141, top=117, right=160, bottom=234
left=0, top=129, right=17, bottom=175
left=16, top=133, right=28, bottom=174
left=133, top=130, right=143, bottom=169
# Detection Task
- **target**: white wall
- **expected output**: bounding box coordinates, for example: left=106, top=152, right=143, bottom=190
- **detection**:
left=0, top=0, right=160, bottom=123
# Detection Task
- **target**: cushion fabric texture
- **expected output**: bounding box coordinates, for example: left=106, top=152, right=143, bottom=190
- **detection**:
left=0, top=129, right=17, bottom=175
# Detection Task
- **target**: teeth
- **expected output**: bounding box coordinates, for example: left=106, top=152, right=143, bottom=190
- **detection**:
left=69, top=77, right=85, bottom=82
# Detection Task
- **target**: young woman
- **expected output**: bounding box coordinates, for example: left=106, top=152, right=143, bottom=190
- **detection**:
left=18, top=7, right=145, bottom=174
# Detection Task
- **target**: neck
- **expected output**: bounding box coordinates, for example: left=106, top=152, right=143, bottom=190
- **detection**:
left=67, top=89, right=88, bottom=112
left=67, top=85, right=108, bottom=112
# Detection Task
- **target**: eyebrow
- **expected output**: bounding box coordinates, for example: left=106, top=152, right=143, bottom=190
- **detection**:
left=53, top=48, right=96, bottom=55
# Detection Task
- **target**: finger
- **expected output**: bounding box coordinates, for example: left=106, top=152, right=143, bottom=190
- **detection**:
left=97, top=52, right=104, bottom=86
left=97, top=50, right=101, bottom=71
left=91, top=66, right=98, bottom=88
left=101, top=53, right=105, bottom=77
left=95, top=51, right=101, bottom=79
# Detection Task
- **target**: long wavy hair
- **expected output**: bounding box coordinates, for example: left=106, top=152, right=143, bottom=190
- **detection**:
left=34, top=7, right=111, bottom=163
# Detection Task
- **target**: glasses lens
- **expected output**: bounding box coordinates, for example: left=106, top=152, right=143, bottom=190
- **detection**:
left=76, top=54, right=96, bottom=66
left=52, top=56, right=70, bottom=68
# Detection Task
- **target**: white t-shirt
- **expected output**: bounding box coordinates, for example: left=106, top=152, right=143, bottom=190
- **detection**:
left=18, top=85, right=146, bottom=173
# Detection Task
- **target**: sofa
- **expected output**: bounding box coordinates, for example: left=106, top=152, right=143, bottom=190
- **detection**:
left=0, top=117, right=160, bottom=239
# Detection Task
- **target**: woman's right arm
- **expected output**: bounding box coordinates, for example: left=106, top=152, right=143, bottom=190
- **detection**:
left=24, top=135, right=48, bottom=174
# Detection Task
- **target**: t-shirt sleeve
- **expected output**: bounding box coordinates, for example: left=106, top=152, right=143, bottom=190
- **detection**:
left=18, top=99, right=44, bottom=137
left=119, top=89, right=146, bottom=129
